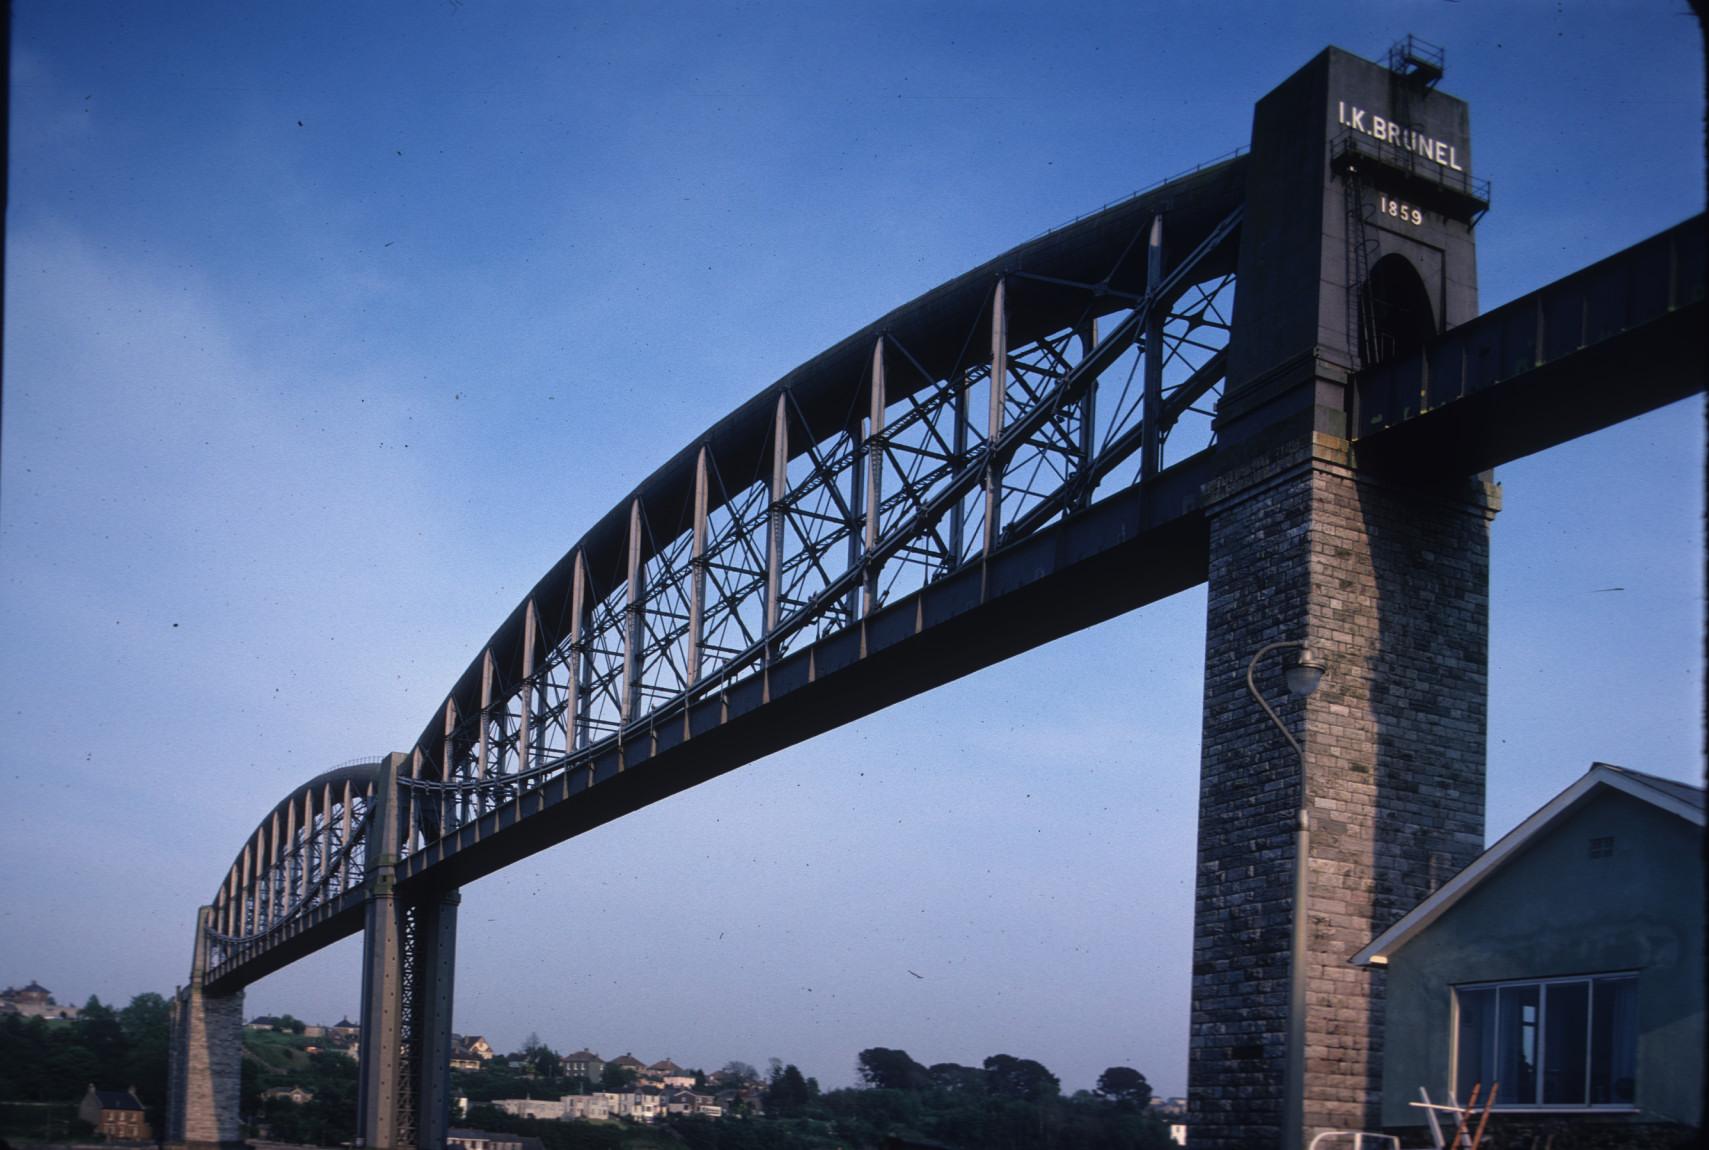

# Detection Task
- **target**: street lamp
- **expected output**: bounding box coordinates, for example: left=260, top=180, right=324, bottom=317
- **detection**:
left=1246, top=640, right=1324, bottom=1150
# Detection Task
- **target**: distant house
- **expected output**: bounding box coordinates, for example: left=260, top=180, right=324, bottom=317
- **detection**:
left=606, top=1053, right=645, bottom=1079
left=559, top=1089, right=660, bottom=1123
left=617, top=1087, right=663, bottom=1123
left=451, top=1034, right=496, bottom=1071
left=560, top=1094, right=612, bottom=1121
left=260, top=1085, right=315, bottom=1105
left=1, top=982, right=80, bottom=1021
left=647, top=1059, right=694, bottom=1089
left=447, top=1127, right=543, bottom=1150
left=663, top=1086, right=720, bottom=1117
left=563, top=1049, right=604, bottom=1082
left=493, top=1097, right=564, bottom=1120
left=1355, top=764, right=1704, bottom=1141
left=330, top=1017, right=359, bottom=1039
left=78, top=1085, right=151, bottom=1141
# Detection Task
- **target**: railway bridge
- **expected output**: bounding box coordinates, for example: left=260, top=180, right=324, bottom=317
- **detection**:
left=167, top=41, right=1703, bottom=1150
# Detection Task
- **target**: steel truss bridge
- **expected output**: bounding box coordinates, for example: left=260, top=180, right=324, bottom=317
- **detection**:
left=203, top=156, right=1253, bottom=988
left=170, top=41, right=1704, bottom=1150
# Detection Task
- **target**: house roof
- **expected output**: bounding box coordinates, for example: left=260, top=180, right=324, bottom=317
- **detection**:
left=93, top=1089, right=144, bottom=1111
left=1353, top=762, right=1704, bottom=967
left=564, top=1050, right=601, bottom=1061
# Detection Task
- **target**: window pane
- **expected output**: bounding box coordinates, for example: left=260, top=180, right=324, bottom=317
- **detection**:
left=1542, top=981, right=1589, bottom=1104
left=1591, top=976, right=1638, bottom=1105
left=1456, top=988, right=1495, bottom=1103
left=1498, top=984, right=1539, bottom=1104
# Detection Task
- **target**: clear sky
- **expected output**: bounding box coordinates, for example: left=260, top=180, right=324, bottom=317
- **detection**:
left=3, top=1, right=1702, bottom=1100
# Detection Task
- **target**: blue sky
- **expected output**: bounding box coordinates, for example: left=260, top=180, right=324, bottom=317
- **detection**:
left=3, top=2, right=1701, bottom=1098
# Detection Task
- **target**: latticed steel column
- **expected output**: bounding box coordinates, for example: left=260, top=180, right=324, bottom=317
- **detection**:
left=356, top=753, right=461, bottom=1150
left=411, top=888, right=460, bottom=1150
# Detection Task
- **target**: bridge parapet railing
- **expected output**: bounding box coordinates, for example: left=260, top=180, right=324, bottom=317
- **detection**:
left=392, top=164, right=1250, bottom=861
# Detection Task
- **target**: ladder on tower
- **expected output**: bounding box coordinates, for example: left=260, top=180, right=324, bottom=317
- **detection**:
left=1342, top=163, right=1381, bottom=370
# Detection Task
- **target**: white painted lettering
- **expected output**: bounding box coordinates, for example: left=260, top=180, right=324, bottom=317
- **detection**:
left=1330, top=97, right=1466, bottom=174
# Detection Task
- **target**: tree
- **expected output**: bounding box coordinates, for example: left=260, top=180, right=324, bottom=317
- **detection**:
left=927, top=1062, right=986, bottom=1095
left=522, top=1036, right=560, bottom=1080
left=764, top=1062, right=811, bottom=1115
left=983, top=1054, right=1060, bottom=1103
left=856, top=1047, right=930, bottom=1091
left=1094, top=1066, right=1152, bottom=1109
left=719, top=1060, right=759, bottom=1084
left=78, top=996, right=128, bottom=1085
left=598, top=1062, right=635, bottom=1091
left=119, top=993, right=172, bottom=1132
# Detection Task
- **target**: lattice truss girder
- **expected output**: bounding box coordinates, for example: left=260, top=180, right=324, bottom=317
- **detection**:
left=390, top=204, right=1240, bottom=859
left=203, top=768, right=379, bottom=967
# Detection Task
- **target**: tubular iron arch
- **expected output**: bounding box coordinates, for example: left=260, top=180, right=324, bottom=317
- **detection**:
left=201, top=758, right=383, bottom=983
left=393, top=157, right=1248, bottom=865
left=189, top=150, right=1256, bottom=998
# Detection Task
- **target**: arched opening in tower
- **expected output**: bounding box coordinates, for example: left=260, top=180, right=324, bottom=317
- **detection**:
left=1360, top=253, right=1436, bottom=367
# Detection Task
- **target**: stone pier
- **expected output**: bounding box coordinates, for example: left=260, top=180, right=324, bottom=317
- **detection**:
left=167, top=906, right=246, bottom=1150
left=1188, top=46, right=1495, bottom=1148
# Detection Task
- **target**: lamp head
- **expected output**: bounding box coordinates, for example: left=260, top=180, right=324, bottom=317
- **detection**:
left=1284, top=648, right=1325, bottom=698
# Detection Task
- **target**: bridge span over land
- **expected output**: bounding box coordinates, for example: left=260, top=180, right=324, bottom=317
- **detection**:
left=168, top=41, right=1703, bottom=1150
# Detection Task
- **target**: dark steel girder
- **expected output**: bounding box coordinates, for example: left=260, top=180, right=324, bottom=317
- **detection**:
left=1353, top=213, right=1705, bottom=474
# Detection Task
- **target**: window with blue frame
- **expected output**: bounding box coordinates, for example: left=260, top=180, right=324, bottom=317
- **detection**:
left=1454, top=975, right=1637, bottom=1107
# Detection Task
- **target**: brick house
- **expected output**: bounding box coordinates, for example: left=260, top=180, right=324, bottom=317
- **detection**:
left=78, top=1085, right=151, bottom=1141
